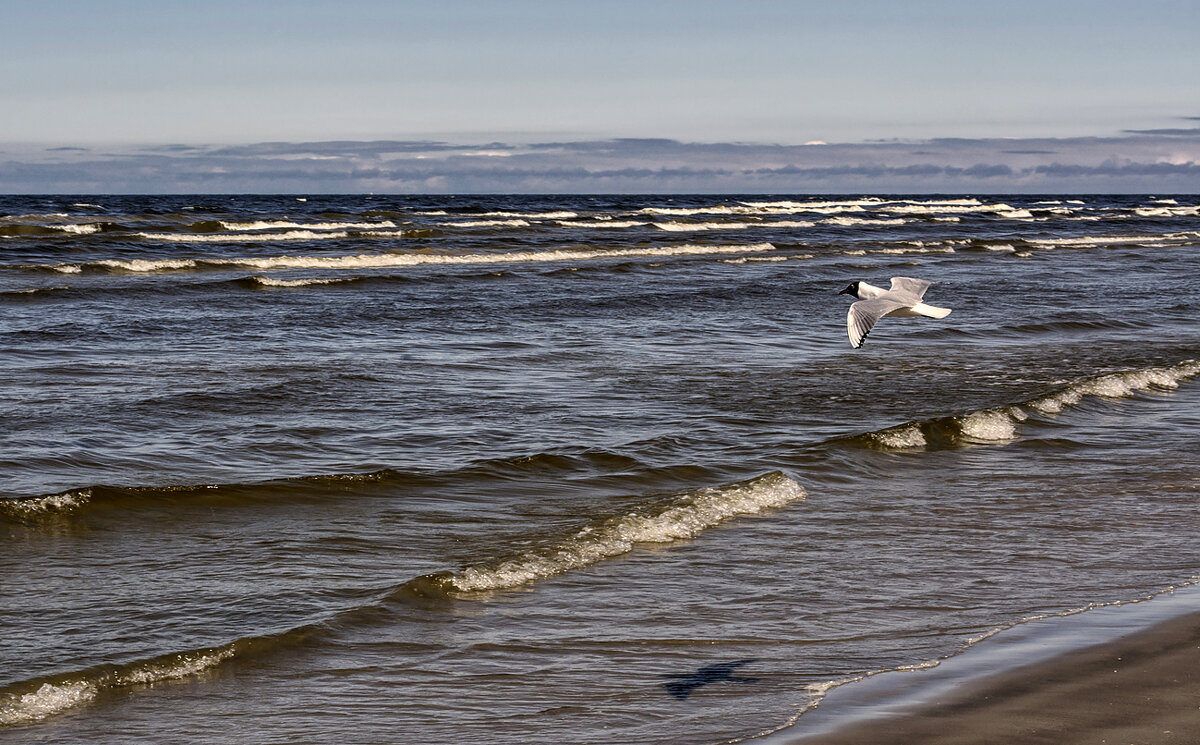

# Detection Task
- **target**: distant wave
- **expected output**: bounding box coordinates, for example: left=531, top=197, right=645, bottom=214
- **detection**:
left=399, top=471, right=805, bottom=596
left=135, top=228, right=406, bottom=243
left=555, top=220, right=646, bottom=228
left=448, top=219, right=530, bottom=228
left=842, top=360, right=1200, bottom=451
left=42, top=242, right=778, bottom=275
left=653, top=221, right=751, bottom=231
left=218, top=220, right=398, bottom=231
left=478, top=210, right=578, bottom=219
left=0, top=285, right=69, bottom=298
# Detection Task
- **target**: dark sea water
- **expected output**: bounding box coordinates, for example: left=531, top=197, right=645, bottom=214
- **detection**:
left=2, top=194, right=1198, bottom=743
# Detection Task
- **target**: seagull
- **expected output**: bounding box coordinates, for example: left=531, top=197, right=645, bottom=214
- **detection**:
left=838, top=276, right=951, bottom=348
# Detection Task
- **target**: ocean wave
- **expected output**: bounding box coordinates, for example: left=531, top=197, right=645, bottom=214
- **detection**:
left=1133, top=205, right=1200, bottom=218
left=0, top=646, right=236, bottom=726
left=653, top=221, right=750, bottom=231
left=242, top=276, right=361, bottom=288
left=824, top=217, right=908, bottom=227
left=0, top=223, right=105, bottom=237
left=478, top=211, right=578, bottom=219
left=1029, top=232, right=1195, bottom=249
left=847, top=360, right=1200, bottom=451
left=638, top=202, right=869, bottom=217
left=0, top=488, right=93, bottom=517
left=448, top=219, right=531, bottom=228
left=555, top=220, right=645, bottom=228
left=218, top=220, right=398, bottom=231
left=0, top=285, right=70, bottom=297
left=879, top=202, right=1019, bottom=216
left=43, top=243, right=778, bottom=275
left=401, top=471, right=805, bottom=596
left=135, top=228, right=406, bottom=243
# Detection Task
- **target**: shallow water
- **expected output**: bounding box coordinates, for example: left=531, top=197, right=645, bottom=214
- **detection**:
left=2, top=194, right=1198, bottom=743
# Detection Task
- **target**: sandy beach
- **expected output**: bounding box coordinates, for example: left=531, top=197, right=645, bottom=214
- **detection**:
left=797, top=610, right=1200, bottom=745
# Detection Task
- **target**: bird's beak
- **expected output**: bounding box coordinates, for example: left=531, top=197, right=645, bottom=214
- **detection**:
left=837, top=287, right=852, bottom=296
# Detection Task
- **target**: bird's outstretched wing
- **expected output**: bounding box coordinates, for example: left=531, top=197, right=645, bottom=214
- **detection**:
left=889, top=276, right=933, bottom=301
left=847, top=299, right=908, bottom=348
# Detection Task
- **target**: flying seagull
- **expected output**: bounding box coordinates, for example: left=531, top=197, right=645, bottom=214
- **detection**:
left=838, top=276, right=951, bottom=348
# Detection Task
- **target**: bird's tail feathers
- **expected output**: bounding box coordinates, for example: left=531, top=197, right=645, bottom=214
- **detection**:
left=912, top=303, right=951, bottom=319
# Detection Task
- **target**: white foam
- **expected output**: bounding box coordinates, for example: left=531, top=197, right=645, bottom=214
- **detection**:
left=958, top=408, right=1025, bottom=442
left=2, top=285, right=69, bottom=296
left=451, top=219, right=530, bottom=228
left=1028, top=361, right=1200, bottom=413
left=55, top=223, right=101, bottom=235
left=116, top=648, right=234, bottom=686
left=1030, top=233, right=1182, bottom=248
left=446, top=472, right=805, bottom=592
left=0, top=489, right=92, bottom=515
left=248, top=276, right=354, bottom=288
left=0, top=648, right=235, bottom=725
left=654, top=221, right=750, bottom=231
left=51, top=242, right=778, bottom=274
left=873, top=246, right=955, bottom=255
left=137, top=229, right=404, bottom=243
left=1135, top=206, right=1200, bottom=217
left=0, top=681, right=97, bottom=725
left=881, top=202, right=1015, bottom=215
left=824, top=217, right=907, bottom=227
left=219, top=220, right=397, bottom=231
left=765, top=220, right=817, bottom=228
left=555, top=220, right=644, bottom=228
left=869, top=424, right=927, bottom=449
left=479, top=211, right=578, bottom=219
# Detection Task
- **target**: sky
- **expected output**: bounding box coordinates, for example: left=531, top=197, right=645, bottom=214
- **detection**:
left=2, top=0, right=1198, bottom=193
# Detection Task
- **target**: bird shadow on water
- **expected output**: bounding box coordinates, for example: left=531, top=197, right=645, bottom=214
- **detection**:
left=662, top=659, right=761, bottom=700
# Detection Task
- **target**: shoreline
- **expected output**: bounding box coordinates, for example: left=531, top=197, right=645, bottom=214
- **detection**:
left=774, top=584, right=1200, bottom=744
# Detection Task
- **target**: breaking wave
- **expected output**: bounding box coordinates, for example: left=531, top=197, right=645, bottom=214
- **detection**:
left=0, top=646, right=238, bottom=726
left=847, top=360, right=1200, bottom=451
left=403, top=471, right=806, bottom=596
left=42, top=243, right=778, bottom=275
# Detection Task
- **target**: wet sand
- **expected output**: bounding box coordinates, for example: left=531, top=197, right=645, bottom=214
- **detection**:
left=798, top=611, right=1200, bottom=745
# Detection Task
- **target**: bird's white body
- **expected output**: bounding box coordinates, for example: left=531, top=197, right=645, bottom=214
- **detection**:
left=840, top=277, right=951, bottom=348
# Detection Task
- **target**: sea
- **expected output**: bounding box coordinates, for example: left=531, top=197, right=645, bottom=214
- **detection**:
left=2, top=194, right=1198, bottom=744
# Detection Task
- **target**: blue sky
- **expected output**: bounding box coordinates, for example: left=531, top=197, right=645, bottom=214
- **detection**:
left=3, top=0, right=1198, bottom=192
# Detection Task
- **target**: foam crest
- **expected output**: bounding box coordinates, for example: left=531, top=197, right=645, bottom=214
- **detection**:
left=867, top=424, right=927, bottom=449
left=958, top=408, right=1026, bottom=442
left=48, top=243, right=777, bottom=275
left=0, top=682, right=96, bottom=725
left=556, top=220, right=644, bottom=228
left=0, top=488, right=92, bottom=517
left=1028, top=361, right=1200, bottom=413
left=480, top=211, right=578, bottom=219
left=881, top=202, right=1016, bottom=215
left=0, top=648, right=234, bottom=725
left=219, top=220, right=397, bottom=231
left=825, top=217, right=907, bottom=227
left=654, top=221, right=749, bottom=231
left=247, top=276, right=355, bottom=288
left=451, top=219, right=530, bottom=228
left=55, top=223, right=101, bottom=235
left=441, top=472, right=805, bottom=593
left=136, top=229, right=406, bottom=243
left=855, top=361, right=1200, bottom=451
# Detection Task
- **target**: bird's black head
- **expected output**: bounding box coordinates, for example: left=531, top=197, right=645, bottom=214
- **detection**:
left=838, top=281, right=859, bottom=297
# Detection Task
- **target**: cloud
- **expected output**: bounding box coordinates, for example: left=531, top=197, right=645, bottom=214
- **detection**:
left=2, top=132, right=1198, bottom=193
